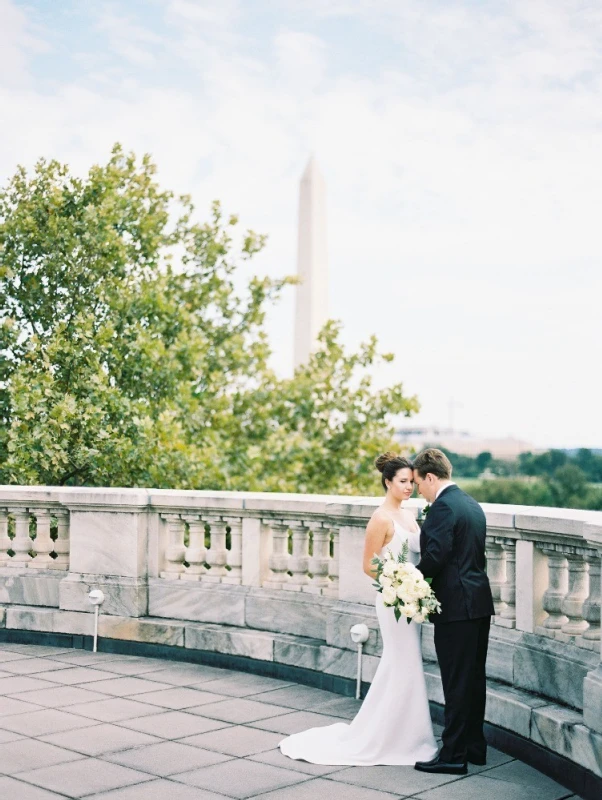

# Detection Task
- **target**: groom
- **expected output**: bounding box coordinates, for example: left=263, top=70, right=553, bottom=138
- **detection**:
left=412, top=448, right=494, bottom=775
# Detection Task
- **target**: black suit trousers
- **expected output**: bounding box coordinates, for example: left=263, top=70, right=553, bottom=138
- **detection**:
left=434, top=616, right=491, bottom=763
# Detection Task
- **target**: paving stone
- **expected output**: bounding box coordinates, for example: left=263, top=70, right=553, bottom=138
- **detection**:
left=172, top=758, right=308, bottom=798
left=0, top=708, right=98, bottom=737
left=179, top=725, right=283, bottom=757
left=121, top=710, right=232, bottom=739
left=471, top=759, right=572, bottom=797
left=0, top=657, right=76, bottom=675
left=248, top=746, right=345, bottom=776
left=329, top=764, right=465, bottom=795
left=41, top=722, right=161, bottom=756
left=248, top=710, right=344, bottom=735
left=0, top=738, right=83, bottom=774
left=253, top=776, right=401, bottom=800
left=132, top=687, right=228, bottom=710
left=0, top=695, right=43, bottom=717
left=466, top=748, right=515, bottom=772
left=105, top=740, right=233, bottom=776
left=251, top=685, right=340, bottom=710
left=50, top=651, right=131, bottom=667
left=0, top=675, right=55, bottom=694
left=413, top=773, right=566, bottom=799
left=86, top=676, right=172, bottom=696
left=86, top=778, right=227, bottom=799
left=89, top=658, right=174, bottom=676
left=197, top=698, right=293, bottom=724
left=312, top=696, right=362, bottom=719
left=0, top=647, right=584, bottom=800
left=11, top=685, right=108, bottom=709
left=143, top=664, right=234, bottom=686
left=0, top=729, right=24, bottom=743
left=0, top=645, right=67, bottom=657
left=16, top=757, right=151, bottom=797
left=64, top=697, right=165, bottom=723
left=37, top=667, right=122, bottom=685
left=0, top=775, right=66, bottom=799
left=200, top=674, right=294, bottom=698
left=0, top=649, right=36, bottom=663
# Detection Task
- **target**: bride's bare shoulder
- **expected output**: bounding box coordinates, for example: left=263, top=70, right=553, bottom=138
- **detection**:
left=370, top=506, right=391, bottom=525
left=367, top=508, right=392, bottom=533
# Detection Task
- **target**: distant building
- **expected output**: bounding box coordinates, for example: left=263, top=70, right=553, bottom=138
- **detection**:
left=395, top=426, right=536, bottom=460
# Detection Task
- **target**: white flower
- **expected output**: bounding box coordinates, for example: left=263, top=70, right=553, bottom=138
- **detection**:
left=382, top=560, right=396, bottom=577
left=399, top=579, right=419, bottom=601
left=382, top=586, right=397, bottom=605
left=414, top=613, right=425, bottom=624
left=401, top=602, right=419, bottom=618
left=379, top=574, right=393, bottom=588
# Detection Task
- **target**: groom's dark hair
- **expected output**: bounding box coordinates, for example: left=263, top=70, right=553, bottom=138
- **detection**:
left=413, top=448, right=452, bottom=480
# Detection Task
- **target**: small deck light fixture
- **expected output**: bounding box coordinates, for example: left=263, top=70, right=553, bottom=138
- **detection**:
left=88, top=589, right=105, bottom=653
left=350, top=623, right=370, bottom=700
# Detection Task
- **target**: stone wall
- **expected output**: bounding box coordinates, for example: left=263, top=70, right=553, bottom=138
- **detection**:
left=0, top=486, right=601, bottom=779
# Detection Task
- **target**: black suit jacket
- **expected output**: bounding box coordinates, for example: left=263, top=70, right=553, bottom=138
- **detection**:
left=416, top=485, right=494, bottom=624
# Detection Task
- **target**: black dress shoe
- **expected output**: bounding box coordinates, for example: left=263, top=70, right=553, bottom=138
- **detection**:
left=414, top=756, right=467, bottom=775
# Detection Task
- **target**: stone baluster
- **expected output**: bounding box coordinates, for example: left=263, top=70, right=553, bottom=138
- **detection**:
left=263, top=520, right=291, bottom=589
left=581, top=549, right=601, bottom=648
left=52, top=510, right=70, bottom=570
left=181, top=515, right=206, bottom=581
left=515, top=538, right=548, bottom=633
left=485, top=537, right=507, bottom=617
left=288, top=520, right=310, bottom=590
left=203, top=515, right=228, bottom=583
left=0, top=508, right=10, bottom=565
left=7, top=508, right=32, bottom=567
left=537, top=545, right=569, bottom=635
left=308, top=522, right=331, bottom=593
left=583, top=522, right=602, bottom=737
left=325, top=526, right=340, bottom=598
left=498, top=538, right=517, bottom=627
left=160, top=514, right=186, bottom=579
left=28, top=509, right=54, bottom=570
left=560, top=546, right=589, bottom=639
left=223, top=516, right=243, bottom=585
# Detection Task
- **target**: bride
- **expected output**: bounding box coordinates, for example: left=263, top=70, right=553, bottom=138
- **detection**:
left=279, top=452, right=438, bottom=766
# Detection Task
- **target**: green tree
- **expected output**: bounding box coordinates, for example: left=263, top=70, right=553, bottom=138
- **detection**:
left=475, top=451, right=493, bottom=472
left=0, top=146, right=417, bottom=493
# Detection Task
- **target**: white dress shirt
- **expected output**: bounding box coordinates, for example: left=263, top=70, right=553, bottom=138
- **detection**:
left=436, top=481, right=456, bottom=500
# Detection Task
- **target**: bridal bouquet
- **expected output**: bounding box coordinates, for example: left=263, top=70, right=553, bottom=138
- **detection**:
left=371, top=541, right=441, bottom=624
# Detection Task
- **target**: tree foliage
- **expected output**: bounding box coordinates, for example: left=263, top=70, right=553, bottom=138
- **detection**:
left=0, top=146, right=418, bottom=493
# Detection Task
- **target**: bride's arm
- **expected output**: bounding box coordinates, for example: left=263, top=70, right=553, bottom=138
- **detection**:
left=362, top=515, right=390, bottom=578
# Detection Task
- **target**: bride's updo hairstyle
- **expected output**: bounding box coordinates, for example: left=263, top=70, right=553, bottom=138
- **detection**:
left=375, top=452, right=414, bottom=491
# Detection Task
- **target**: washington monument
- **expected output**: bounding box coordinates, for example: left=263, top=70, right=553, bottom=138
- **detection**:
left=294, top=156, right=328, bottom=369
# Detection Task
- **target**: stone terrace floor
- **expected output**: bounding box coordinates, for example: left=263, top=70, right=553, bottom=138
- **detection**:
left=0, top=643, right=585, bottom=800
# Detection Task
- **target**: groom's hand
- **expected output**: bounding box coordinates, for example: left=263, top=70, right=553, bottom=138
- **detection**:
left=416, top=502, right=454, bottom=578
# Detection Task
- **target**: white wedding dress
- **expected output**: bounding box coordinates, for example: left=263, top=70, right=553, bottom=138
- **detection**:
left=279, top=520, right=438, bottom=766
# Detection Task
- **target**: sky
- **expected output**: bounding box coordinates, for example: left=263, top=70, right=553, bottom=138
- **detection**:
left=1, top=0, right=601, bottom=449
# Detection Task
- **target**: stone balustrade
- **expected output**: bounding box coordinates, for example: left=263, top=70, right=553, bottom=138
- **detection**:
left=0, top=502, right=70, bottom=571
left=0, top=485, right=601, bottom=784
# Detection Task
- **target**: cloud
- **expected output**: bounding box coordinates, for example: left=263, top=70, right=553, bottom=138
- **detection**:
left=0, top=0, right=49, bottom=87
left=0, top=0, right=600, bottom=447
left=96, top=4, right=163, bottom=66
